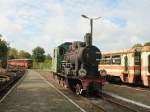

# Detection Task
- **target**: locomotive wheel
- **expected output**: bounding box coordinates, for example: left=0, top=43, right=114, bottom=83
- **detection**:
left=52, top=73, right=55, bottom=80
left=60, top=78, right=64, bottom=87
left=64, top=84, right=68, bottom=88
left=62, top=79, right=65, bottom=87
left=75, top=84, right=82, bottom=95
left=64, top=79, right=68, bottom=88
left=58, top=79, right=61, bottom=84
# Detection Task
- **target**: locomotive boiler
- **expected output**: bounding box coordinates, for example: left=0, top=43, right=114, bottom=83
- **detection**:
left=51, top=33, right=103, bottom=95
left=63, top=33, right=101, bottom=78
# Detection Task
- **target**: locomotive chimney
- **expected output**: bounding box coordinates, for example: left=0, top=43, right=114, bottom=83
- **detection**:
left=84, top=33, right=92, bottom=46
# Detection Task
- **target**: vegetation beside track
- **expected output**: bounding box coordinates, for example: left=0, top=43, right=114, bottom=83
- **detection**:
left=31, top=46, right=52, bottom=69
left=32, top=59, right=51, bottom=69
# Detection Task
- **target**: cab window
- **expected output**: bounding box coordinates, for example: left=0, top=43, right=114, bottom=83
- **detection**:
left=59, top=47, right=64, bottom=56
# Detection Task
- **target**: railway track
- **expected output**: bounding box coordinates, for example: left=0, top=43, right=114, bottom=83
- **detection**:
left=0, top=70, right=26, bottom=100
left=39, top=70, right=149, bottom=112
left=87, top=91, right=150, bottom=112
left=86, top=93, right=140, bottom=112
left=87, top=85, right=149, bottom=112
left=103, top=97, right=138, bottom=112
left=112, top=83, right=150, bottom=92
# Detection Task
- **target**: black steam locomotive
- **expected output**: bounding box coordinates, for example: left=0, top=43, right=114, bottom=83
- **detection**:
left=51, top=33, right=103, bottom=95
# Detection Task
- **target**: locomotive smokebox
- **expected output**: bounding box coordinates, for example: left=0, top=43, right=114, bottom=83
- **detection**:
left=84, top=33, right=92, bottom=46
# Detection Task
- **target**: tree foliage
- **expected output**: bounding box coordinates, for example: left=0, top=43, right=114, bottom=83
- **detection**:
left=8, top=48, right=31, bottom=59
left=0, top=37, right=8, bottom=66
left=32, top=46, right=45, bottom=63
left=18, top=50, right=31, bottom=59
left=8, top=48, right=18, bottom=59
left=0, top=38, right=9, bottom=59
left=144, top=42, right=150, bottom=46
left=132, top=43, right=143, bottom=48
left=0, top=37, right=9, bottom=68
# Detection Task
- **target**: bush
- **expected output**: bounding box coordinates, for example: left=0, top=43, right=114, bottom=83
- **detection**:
left=132, top=43, right=143, bottom=48
left=144, top=42, right=150, bottom=46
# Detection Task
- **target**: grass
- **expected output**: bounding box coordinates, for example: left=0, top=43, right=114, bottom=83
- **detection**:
left=32, top=59, right=51, bottom=70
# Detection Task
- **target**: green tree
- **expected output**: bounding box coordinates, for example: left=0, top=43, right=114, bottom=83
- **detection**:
left=0, top=38, right=8, bottom=59
left=8, top=48, right=18, bottom=59
left=32, top=46, right=45, bottom=63
left=18, top=50, right=31, bottom=59
left=144, top=42, right=150, bottom=46
left=132, top=43, right=143, bottom=48
left=0, top=37, right=9, bottom=68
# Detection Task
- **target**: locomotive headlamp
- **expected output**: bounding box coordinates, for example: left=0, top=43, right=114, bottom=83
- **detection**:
left=78, top=68, right=87, bottom=77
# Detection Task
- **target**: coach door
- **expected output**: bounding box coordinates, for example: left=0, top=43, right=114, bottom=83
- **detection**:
left=134, top=51, right=141, bottom=74
left=124, top=55, right=128, bottom=73
left=148, top=55, right=150, bottom=74
left=123, top=55, right=129, bottom=82
left=134, top=51, right=142, bottom=84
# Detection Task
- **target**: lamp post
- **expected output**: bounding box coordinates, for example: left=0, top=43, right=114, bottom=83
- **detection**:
left=81, top=15, right=101, bottom=39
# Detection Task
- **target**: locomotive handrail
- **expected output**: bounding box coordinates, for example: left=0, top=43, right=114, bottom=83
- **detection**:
left=96, top=52, right=101, bottom=54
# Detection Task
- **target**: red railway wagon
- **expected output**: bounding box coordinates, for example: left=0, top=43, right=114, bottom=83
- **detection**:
left=7, top=59, right=32, bottom=69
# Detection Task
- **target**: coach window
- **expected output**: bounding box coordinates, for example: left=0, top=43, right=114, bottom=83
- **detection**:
left=112, top=55, right=121, bottom=65
left=100, top=56, right=106, bottom=64
left=105, top=56, right=111, bottom=64
left=99, top=56, right=111, bottom=65
left=59, top=47, right=64, bottom=56
left=148, top=55, right=150, bottom=73
left=100, top=59, right=105, bottom=64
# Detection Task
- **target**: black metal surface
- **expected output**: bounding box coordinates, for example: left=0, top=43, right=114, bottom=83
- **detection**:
left=60, top=33, right=101, bottom=78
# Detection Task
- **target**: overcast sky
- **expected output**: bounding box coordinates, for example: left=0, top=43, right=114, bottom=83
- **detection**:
left=0, top=0, right=150, bottom=54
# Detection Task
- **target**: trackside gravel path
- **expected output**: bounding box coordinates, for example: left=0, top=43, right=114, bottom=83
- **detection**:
left=0, top=70, right=83, bottom=112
